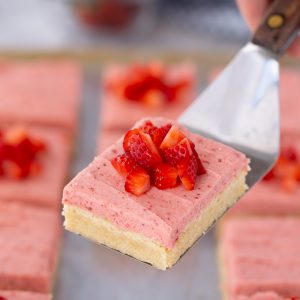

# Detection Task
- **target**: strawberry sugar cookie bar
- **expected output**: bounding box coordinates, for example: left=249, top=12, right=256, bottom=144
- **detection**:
left=63, top=118, right=249, bottom=270
left=98, top=62, right=197, bottom=152
left=0, top=60, right=81, bottom=135
left=0, top=202, right=61, bottom=293
left=219, top=217, right=300, bottom=299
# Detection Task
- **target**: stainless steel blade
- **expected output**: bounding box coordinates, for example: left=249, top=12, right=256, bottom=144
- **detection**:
left=179, top=43, right=280, bottom=187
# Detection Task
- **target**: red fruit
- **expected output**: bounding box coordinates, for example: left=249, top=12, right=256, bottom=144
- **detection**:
left=123, top=129, right=140, bottom=152
left=111, top=153, right=136, bottom=176
left=177, top=154, right=198, bottom=190
left=139, top=121, right=156, bottom=134
left=125, top=166, right=150, bottom=196
left=123, top=129, right=162, bottom=169
left=263, top=168, right=275, bottom=181
left=160, top=125, right=185, bottom=150
left=282, top=145, right=298, bottom=162
left=189, top=141, right=206, bottom=175
left=150, top=124, right=172, bottom=148
left=153, top=163, right=178, bottom=189
left=163, top=137, right=193, bottom=166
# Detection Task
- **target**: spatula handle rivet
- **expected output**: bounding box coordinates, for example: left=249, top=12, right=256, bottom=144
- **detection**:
left=267, top=14, right=285, bottom=29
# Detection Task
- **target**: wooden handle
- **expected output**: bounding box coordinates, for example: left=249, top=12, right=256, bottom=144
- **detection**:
left=252, top=0, right=300, bottom=55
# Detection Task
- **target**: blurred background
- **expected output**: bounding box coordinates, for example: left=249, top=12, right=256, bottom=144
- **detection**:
left=0, top=0, right=249, bottom=55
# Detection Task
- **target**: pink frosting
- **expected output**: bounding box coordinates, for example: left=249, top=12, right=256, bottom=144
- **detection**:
left=0, top=202, right=61, bottom=293
left=221, top=217, right=300, bottom=298
left=0, top=61, right=81, bottom=133
left=0, top=291, right=51, bottom=300
left=231, top=132, right=300, bottom=216
left=63, top=118, right=248, bottom=248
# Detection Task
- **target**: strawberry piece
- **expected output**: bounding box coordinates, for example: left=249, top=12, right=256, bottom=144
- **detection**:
left=153, top=163, right=178, bottom=189
left=125, top=166, right=150, bottom=196
left=189, top=140, right=206, bottom=175
left=111, top=153, right=136, bottom=176
left=163, top=137, right=193, bottom=166
left=263, top=168, right=276, bottom=181
left=163, top=138, right=198, bottom=190
left=142, top=90, right=165, bottom=108
left=282, top=145, right=298, bottom=162
left=123, top=129, right=139, bottom=152
left=123, top=129, right=162, bottom=169
left=139, top=120, right=157, bottom=135
left=177, top=154, right=198, bottom=190
left=149, top=124, right=172, bottom=148
left=160, top=125, right=185, bottom=150
left=281, top=175, right=298, bottom=193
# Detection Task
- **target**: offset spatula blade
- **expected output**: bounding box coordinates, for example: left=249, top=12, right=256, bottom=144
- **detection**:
left=179, top=43, right=280, bottom=187
left=180, top=0, right=300, bottom=188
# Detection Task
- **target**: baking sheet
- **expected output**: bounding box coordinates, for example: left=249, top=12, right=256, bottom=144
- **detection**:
left=54, top=57, right=300, bottom=299
left=54, top=64, right=222, bottom=300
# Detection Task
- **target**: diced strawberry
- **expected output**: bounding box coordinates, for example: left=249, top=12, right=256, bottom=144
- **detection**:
left=160, top=125, right=185, bottom=150
left=163, top=137, right=193, bottom=166
left=139, top=120, right=156, bottom=134
left=282, top=145, right=298, bottom=162
left=123, top=129, right=162, bottom=169
left=142, top=90, right=165, bottom=108
left=4, top=127, right=27, bottom=145
left=150, top=124, right=172, bottom=148
left=281, top=175, right=298, bottom=192
left=123, top=129, right=140, bottom=152
left=125, top=166, right=150, bottom=196
left=153, top=163, right=178, bottom=189
left=177, top=154, right=198, bottom=190
left=189, top=141, right=206, bottom=175
left=263, top=168, right=275, bottom=181
left=111, top=153, right=136, bottom=176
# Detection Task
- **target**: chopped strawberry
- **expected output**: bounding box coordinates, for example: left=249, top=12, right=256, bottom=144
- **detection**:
left=149, top=124, right=172, bottom=148
left=142, top=90, right=165, bottom=108
left=160, top=125, right=185, bottom=150
left=281, top=175, right=298, bottom=193
left=263, top=168, right=275, bottom=181
left=139, top=120, right=156, bottom=134
left=111, top=153, right=136, bottom=176
left=125, top=166, right=150, bottom=196
left=177, top=154, right=198, bottom=190
left=189, top=141, right=206, bottom=175
left=123, top=129, right=162, bottom=169
left=163, top=137, right=193, bottom=166
left=282, top=145, right=298, bottom=162
left=123, top=129, right=139, bottom=152
left=153, top=163, right=178, bottom=189
left=0, top=128, right=46, bottom=179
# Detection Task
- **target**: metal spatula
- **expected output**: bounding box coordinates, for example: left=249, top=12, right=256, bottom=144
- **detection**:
left=179, top=0, right=300, bottom=188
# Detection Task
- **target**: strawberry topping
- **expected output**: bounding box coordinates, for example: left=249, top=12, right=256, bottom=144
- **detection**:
left=111, top=120, right=206, bottom=195
left=125, top=166, right=150, bottom=196
left=263, top=144, right=300, bottom=192
left=111, top=153, right=136, bottom=176
left=0, top=127, right=46, bottom=180
left=106, top=62, right=192, bottom=107
left=153, top=163, right=178, bottom=190
left=123, top=129, right=162, bottom=169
